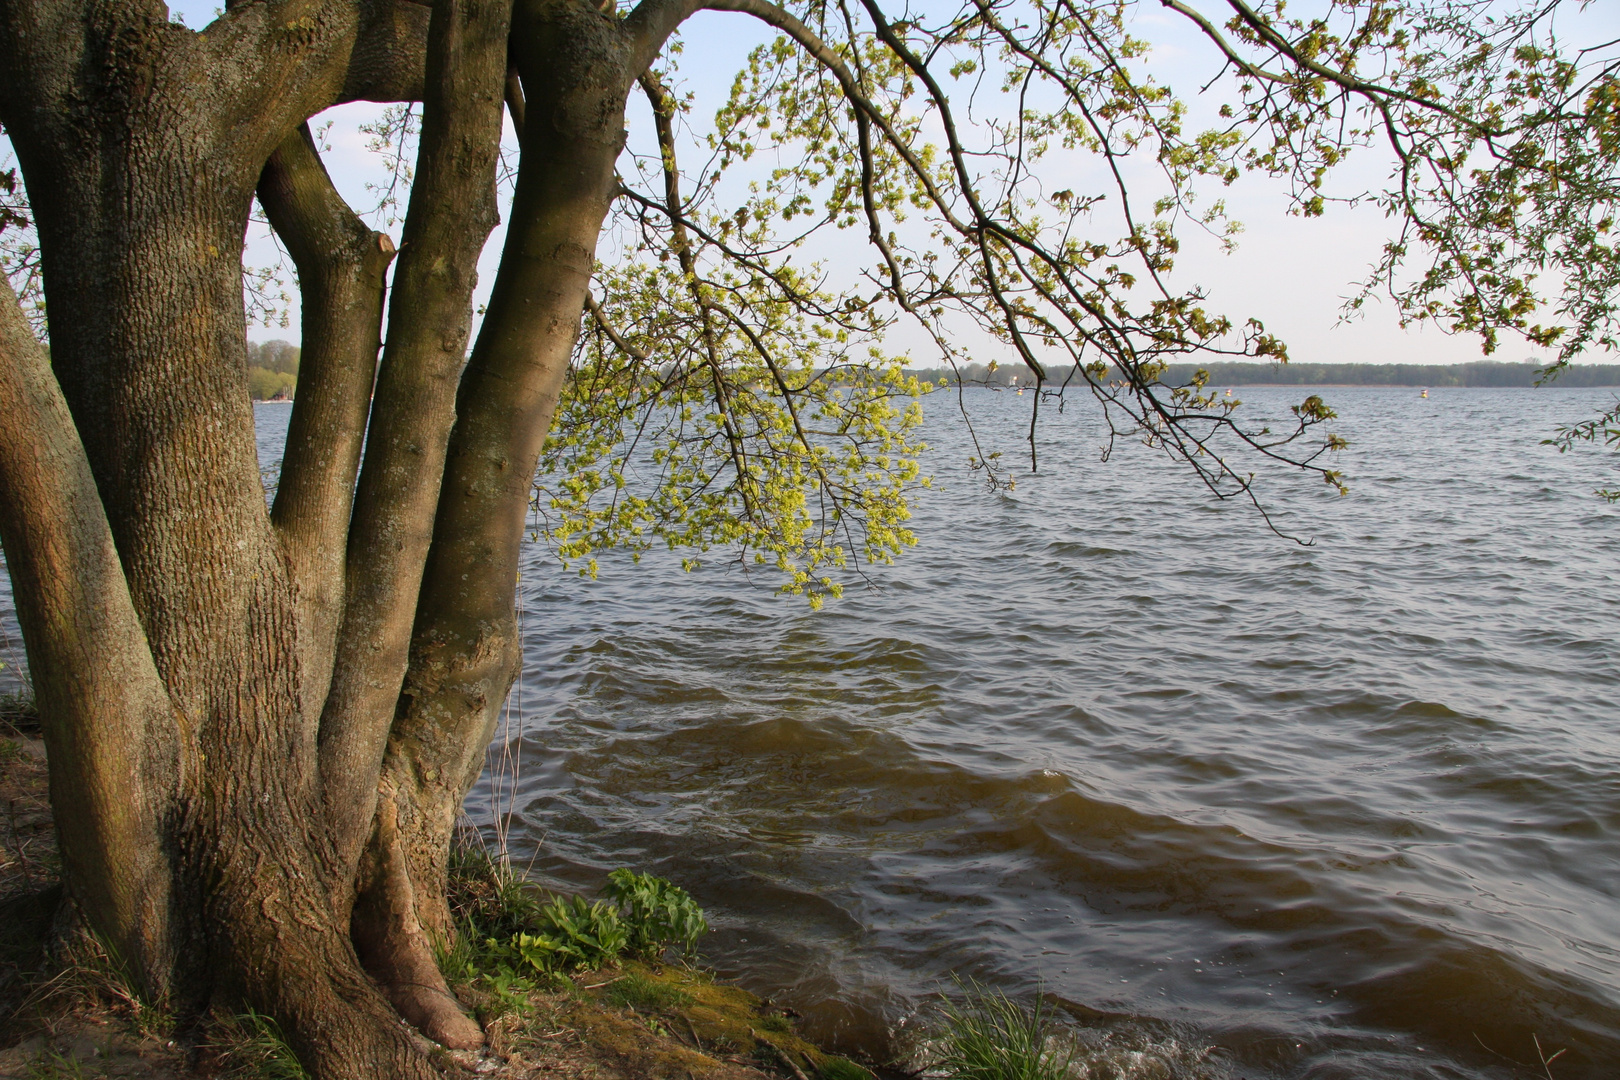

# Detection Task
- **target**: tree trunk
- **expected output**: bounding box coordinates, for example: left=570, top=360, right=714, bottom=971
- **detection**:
left=0, top=4, right=442, bottom=1077
left=324, top=0, right=515, bottom=1051
left=0, top=271, right=179, bottom=999
left=0, top=0, right=694, bottom=1074
left=358, top=0, right=639, bottom=956
left=259, top=123, right=397, bottom=729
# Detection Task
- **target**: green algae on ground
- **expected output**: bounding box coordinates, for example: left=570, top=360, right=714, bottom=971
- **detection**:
left=569, top=960, right=865, bottom=1078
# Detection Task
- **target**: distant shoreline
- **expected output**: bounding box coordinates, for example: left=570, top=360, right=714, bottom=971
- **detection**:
left=904, top=360, right=1620, bottom=389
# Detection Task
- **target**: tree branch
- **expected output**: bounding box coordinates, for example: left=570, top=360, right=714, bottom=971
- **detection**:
left=640, top=71, right=759, bottom=514
left=319, top=0, right=514, bottom=878
left=340, top=0, right=433, bottom=104
left=258, top=123, right=397, bottom=729
left=622, top=0, right=705, bottom=75
left=0, top=271, right=179, bottom=999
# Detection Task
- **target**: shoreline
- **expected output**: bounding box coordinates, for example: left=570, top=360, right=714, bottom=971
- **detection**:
left=0, top=707, right=878, bottom=1080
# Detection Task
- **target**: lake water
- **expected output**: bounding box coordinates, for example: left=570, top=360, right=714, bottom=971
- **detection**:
left=7, top=386, right=1620, bottom=1079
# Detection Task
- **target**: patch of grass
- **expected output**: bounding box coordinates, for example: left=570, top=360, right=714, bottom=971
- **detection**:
left=441, top=843, right=555, bottom=1014
left=24, top=1050, right=93, bottom=1080
left=205, top=1009, right=310, bottom=1080
left=604, top=970, right=695, bottom=1012
left=818, top=1057, right=875, bottom=1080
left=934, top=980, right=1071, bottom=1080
left=447, top=842, right=548, bottom=941
left=756, top=1012, right=793, bottom=1034
left=12, top=925, right=172, bottom=1039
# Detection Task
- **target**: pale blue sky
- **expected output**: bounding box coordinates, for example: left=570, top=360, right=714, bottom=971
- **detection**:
left=100, top=2, right=1620, bottom=367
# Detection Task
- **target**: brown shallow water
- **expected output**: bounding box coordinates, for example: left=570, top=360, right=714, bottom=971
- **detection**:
left=11, top=386, right=1620, bottom=1079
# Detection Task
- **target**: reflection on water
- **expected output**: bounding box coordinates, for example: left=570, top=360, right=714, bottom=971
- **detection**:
left=6, top=389, right=1616, bottom=1078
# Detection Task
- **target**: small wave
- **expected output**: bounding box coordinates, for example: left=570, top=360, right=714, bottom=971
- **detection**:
left=1046, top=540, right=1130, bottom=559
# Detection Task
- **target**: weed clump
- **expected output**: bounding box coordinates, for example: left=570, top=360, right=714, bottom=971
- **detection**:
left=6, top=921, right=173, bottom=1040
left=934, top=981, right=1071, bottom=1080
left=204, top=1009, right=309, bottom=1080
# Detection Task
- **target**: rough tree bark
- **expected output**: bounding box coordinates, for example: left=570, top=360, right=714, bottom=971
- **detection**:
left=0, top=0, right=694, bottom=1075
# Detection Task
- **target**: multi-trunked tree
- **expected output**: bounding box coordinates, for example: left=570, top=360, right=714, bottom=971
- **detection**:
left=0, top=0, right=1608, bottom=1076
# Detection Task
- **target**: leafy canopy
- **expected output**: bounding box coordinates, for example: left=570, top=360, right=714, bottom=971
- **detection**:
left=7, top=0, right=1618, bottom=588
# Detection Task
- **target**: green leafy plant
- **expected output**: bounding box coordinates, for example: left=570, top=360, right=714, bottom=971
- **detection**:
left=517, top=896, right=629, bottom=973
left=934, top=981, right=1071, bottom=1080
left=444, top=847, right=708, bottom=978
left=479, top=964, right=541, bottom=1020
left=603, top=869, right=708, bottom=958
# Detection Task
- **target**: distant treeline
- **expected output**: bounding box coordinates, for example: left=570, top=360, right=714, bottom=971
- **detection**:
left=904, top=360, right=1620, bottom=388
left=248, top=340, right=300, bottom=400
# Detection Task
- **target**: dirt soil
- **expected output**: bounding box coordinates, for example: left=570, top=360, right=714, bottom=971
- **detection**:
left=0, top=711, right=865, bottom=1080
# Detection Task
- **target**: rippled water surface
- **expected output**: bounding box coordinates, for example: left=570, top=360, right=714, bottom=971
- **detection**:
left=9, top=387, right=1620, bottom=1079
left=481, top=386, right=1620, bottom=1080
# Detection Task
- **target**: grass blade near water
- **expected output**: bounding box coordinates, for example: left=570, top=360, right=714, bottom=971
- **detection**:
left=935, top=981, right=1071, bottom=1080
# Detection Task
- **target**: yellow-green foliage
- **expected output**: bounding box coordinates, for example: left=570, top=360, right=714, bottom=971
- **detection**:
left=539, top=252, right=930, bottom=609
left=247, top=368, right=296, bottom=400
